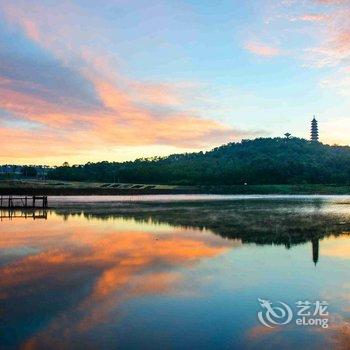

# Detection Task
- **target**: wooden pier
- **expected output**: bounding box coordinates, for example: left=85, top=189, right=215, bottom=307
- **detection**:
left=0, top=195, right=48, bottom=209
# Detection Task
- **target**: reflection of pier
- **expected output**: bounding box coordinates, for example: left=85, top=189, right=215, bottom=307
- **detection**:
left=0, top=209, right=47, bottom=220
left=0, top=195, right=48, bottom=209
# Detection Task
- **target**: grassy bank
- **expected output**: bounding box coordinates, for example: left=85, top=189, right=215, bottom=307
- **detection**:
left=0, top=180, right=195, bottom=195
left=0, top=180, right=349, bottom=195
left=201, top=184, right=350, bottom=195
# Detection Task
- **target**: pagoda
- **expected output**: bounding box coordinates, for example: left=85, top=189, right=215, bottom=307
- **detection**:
left=310, top=116, right=319, bottom=142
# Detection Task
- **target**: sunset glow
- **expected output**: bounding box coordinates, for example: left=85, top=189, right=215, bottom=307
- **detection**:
left=0, top=0, right=349, bottom=165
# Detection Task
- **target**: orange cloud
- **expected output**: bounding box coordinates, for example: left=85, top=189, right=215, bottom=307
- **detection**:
left=0, top=1, right=254, bottom=164
left=0, top=68, right=243, bottom=163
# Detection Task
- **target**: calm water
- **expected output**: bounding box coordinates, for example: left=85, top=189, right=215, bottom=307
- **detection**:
left=1, top=196, right=350, bottom=349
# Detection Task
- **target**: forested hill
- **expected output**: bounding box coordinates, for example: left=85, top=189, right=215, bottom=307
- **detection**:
left=48, top=138, right=350, bottom=185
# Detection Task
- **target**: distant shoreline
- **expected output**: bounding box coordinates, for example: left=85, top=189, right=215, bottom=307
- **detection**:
left=0, top=181, right=349, bottom=195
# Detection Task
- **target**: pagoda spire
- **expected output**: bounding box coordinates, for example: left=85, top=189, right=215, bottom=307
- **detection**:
left=310, top=116, right=319, bottom=142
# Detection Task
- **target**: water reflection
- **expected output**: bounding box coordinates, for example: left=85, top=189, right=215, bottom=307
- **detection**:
left=52, top=199, right=350, bottom=265
left=0, top=198, right=349, bottom=349
left=0, top=211, right=235, bottom=349
left=0, top=209, right=47, bottom=221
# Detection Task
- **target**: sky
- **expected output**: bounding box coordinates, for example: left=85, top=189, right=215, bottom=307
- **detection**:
left=0, top=0, right=349, bottom=165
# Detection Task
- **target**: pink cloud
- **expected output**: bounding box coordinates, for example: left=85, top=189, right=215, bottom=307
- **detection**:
left=249, top=0, right=350, bottom=98
left=297, top=14, right=329, bottom=21
left=317, top=0, right=348, bottom=4
left=303, top=10, right=350, bottom=68
left=244, top=41, right=281, bottom=57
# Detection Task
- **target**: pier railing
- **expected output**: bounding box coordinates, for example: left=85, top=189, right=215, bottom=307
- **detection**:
left=0, top=195, right=48, bottom=209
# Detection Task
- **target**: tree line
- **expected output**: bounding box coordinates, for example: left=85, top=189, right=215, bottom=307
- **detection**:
left=48, top=138, right=350, bottom=185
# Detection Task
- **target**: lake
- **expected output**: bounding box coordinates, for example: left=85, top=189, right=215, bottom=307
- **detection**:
left=1, top=195, right=350, bottom=349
